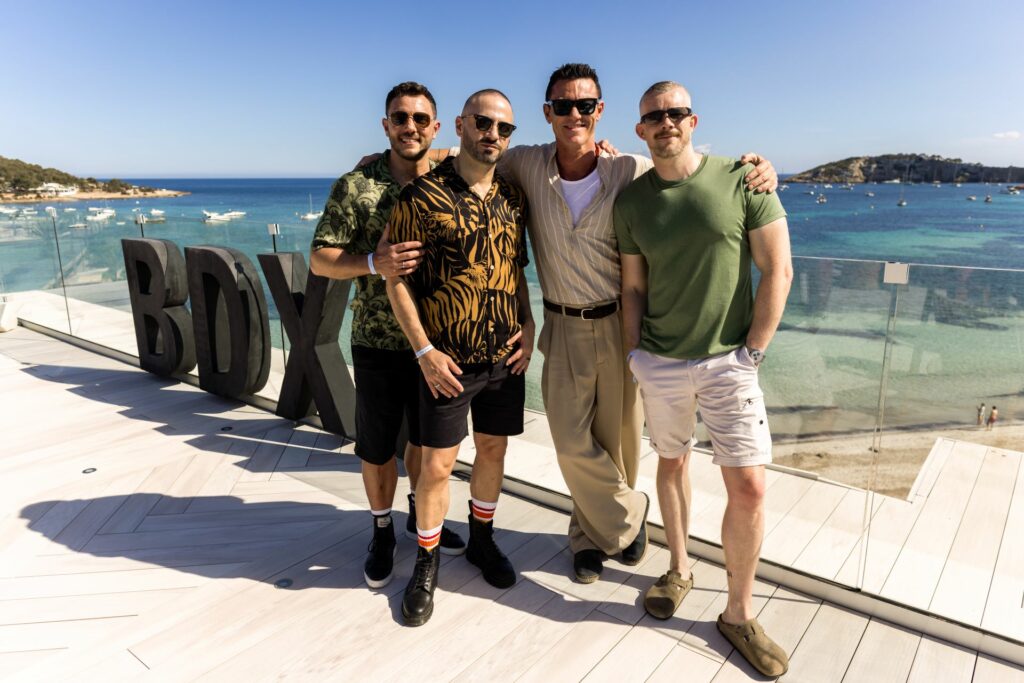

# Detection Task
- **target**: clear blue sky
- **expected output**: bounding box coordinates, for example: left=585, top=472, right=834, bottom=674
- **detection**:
left=5, top=0, right=1022, bottom=178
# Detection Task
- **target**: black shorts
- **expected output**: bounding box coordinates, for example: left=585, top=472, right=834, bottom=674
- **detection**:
left=352, top=345, right=421, bottom=466
left=418, top=360, right=525, bottom=449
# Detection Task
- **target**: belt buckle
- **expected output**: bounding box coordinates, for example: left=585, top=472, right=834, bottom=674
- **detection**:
left=580, top=306, right=596, bottom=320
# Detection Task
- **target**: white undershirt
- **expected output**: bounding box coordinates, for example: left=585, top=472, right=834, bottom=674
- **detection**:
left=560, top=167, right=601, bottom=226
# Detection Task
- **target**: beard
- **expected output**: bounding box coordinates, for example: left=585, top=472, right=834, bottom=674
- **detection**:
left=464, top=138, right=503, bottom=165
left=650, top=130, right=689, bottom=160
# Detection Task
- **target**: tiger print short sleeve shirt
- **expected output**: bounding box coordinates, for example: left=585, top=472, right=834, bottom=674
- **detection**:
left=390, top=157, right=529, bottom=365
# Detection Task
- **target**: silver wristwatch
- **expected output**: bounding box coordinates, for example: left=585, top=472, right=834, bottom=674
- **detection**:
left=746, top=346, right=765, bottom=366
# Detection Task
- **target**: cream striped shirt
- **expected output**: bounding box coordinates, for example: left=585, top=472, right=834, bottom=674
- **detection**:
left=498, top=143, right=652, bottom=307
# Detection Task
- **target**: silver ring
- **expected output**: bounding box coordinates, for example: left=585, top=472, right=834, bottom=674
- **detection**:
left=433, top=382, right=441, bottom=389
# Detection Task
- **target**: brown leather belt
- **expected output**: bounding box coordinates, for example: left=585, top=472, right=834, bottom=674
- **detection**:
left=543, top=299, right=620, bottom=320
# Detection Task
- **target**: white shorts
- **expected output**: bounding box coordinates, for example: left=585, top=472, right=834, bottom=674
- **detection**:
left=628, top=347, right=772, bottom=467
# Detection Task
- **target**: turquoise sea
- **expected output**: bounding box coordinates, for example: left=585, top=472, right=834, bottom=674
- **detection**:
left=1, top=177, right=1022, bottom=444
left=3, top=177, right=1023, bottom=290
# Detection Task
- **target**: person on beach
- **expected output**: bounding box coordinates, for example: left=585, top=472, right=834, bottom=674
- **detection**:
left=987, top=406, right=998, bottom=430
left=977, top=402, right=986, bottom=426
left=309, top=82, right=466, bottom=591
left=616, top=81, right=792, bottom=676
left=489, top=64, right=779, bottom=583
left=386, top=89, right=533, bottom=626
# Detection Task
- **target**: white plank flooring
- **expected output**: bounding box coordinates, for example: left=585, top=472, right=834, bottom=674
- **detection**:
left=2, top=326, right=1023, bottom=680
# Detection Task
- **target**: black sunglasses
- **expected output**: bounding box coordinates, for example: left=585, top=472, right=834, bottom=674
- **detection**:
left=639, top=107, right=694, bottom=125
left=388, top=111, right=433, bottom=128
left=463, top=113, right=517, bottom=139
left=546, top=98, right=599, bottom=116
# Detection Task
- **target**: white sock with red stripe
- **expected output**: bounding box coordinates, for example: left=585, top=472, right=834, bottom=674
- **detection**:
left=417, top=522, right=443, bottom=552
left=470, top=498, right=497, bottom=523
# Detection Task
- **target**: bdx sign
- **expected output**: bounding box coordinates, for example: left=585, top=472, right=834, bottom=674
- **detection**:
left=121, top=238, right=356, bottom=436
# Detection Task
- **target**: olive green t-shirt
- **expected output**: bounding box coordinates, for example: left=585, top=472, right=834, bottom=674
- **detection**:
left=613, top=155, right=787, bottom=359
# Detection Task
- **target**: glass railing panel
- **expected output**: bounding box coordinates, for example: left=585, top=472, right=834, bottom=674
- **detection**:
left=863, top=263, right=1024, bottom=611
left=747, top=257, right=892, bottom=484
left=744, top=257, right=890, bottom=586
left=60, top=211, right=141, bottom=354
left=0, top=207, right=74, bottom=335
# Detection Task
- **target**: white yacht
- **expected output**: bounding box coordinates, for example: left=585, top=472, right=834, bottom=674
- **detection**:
left=86, top=209, right=115, bottom=222
left=150, top=209, right=165, bottom=216
left=300, top=194, right=321, bottom=221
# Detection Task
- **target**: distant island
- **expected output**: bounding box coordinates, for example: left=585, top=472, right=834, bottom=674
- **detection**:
left=0, top=155, right=188, bottom=203
left=786, top=154, right=1023, bottom=184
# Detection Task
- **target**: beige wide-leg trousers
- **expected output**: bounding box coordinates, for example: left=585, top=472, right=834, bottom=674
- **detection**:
left=538, top=308, right=647, bottom=555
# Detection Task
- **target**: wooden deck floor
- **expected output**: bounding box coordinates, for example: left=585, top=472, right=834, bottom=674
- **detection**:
left=13, top=288, right=1024, bottom=643
left=2, top=327, right=1024, bottom=681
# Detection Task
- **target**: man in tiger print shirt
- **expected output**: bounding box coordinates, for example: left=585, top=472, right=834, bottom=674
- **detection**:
left=387, top=89, right=533, bottom=626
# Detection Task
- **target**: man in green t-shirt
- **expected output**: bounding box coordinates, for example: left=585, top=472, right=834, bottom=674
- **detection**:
left=614, top=81, right=793, bottom=677
left=309, top=82, right=466, bottom=592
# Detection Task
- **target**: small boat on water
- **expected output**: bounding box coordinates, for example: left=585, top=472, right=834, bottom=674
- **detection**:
left=69, top=222, right=87, bottom=229
left=86, top=208, right=115, bottom=222
left=897, top=199, right=908, bottom=207
left=816, top=194, right=827, bottom=204
left=865, top=191, right=875, bottom=197
left=202, top=209, right=245, bottom=222
left=984, top=195, right=993, bottom=203
left=150, top=209, right=165, bottom=216
left=300, top=194, right=321, bottom=221
left=967, top=196, right=977, bottom=201
left=63, top=208, right=76, bottom=213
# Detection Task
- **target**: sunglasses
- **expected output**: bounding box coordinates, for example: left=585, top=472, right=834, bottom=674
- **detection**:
left=462, top=113, right=517, bottom=139
left=639, top=107, right=694, bottom=126
left=546, top=98, right=599, bottom=116
left=388, top=111, right=433, bottom=128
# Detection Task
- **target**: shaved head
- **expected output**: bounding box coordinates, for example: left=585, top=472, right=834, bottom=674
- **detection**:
left=640, top=81, right=691, bottom=112
left=462, top=88, right=512, bottom=114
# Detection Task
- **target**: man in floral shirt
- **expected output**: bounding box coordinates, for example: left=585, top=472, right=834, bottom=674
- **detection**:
left=309, top=82, right=465, bottom=591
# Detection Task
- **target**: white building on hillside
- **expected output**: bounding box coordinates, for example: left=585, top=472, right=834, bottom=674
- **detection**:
left=32, top=183, right=79, bottom=197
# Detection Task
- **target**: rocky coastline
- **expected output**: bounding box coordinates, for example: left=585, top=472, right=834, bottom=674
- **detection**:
left=786, top=154, right=1023, bottom=184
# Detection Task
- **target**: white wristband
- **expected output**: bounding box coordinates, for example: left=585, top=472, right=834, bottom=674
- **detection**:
left=414, top=343, right=434, bottom=359
left=367, top=253, right=377, bottom=275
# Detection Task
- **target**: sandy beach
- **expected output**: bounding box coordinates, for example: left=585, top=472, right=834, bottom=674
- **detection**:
left=0, top=188, right=188, bottom=204
left=771, top=421, right=1023, bottom=498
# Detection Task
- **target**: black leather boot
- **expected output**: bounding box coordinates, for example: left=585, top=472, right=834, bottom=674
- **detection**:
left=402, top=546, right=440, bottom=627
left=465, top=501, right=516, bottom=588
